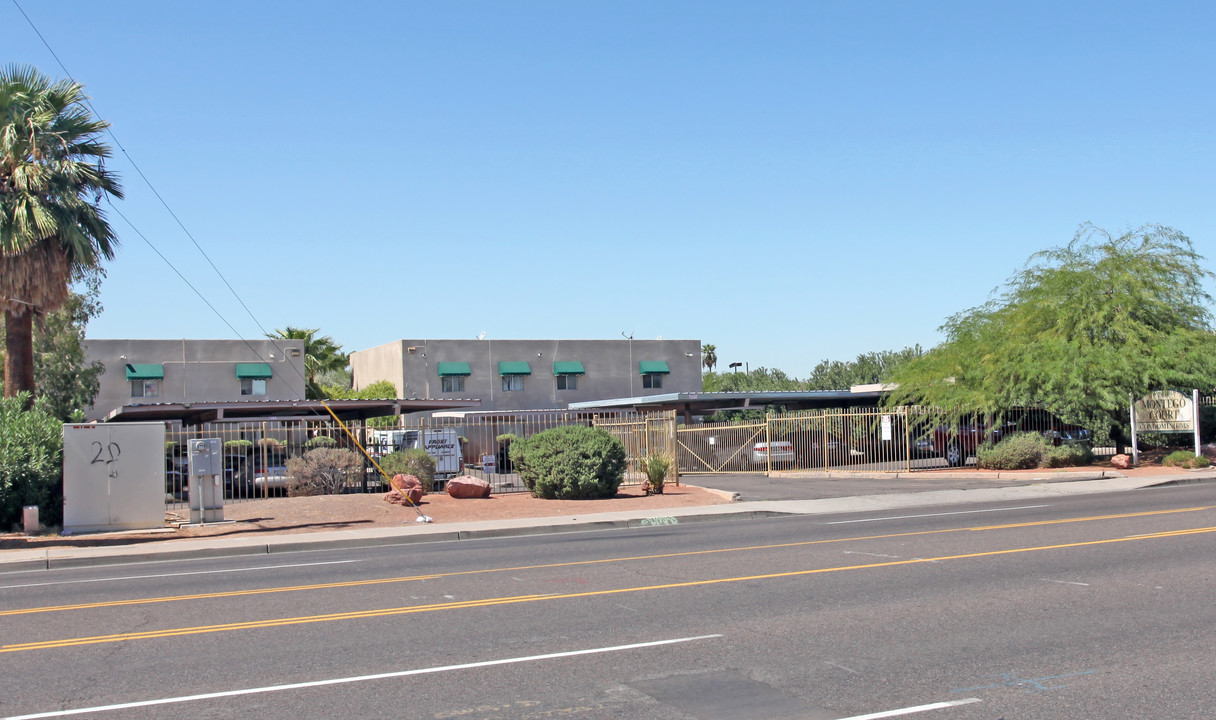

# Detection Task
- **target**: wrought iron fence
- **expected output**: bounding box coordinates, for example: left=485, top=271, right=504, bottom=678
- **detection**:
left=160, top=403, right=1131, bottom=509
left=162, top=409, right=648, bottom=509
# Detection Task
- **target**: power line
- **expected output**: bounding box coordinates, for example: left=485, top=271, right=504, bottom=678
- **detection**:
left=10, top=0, right=312, bottom=391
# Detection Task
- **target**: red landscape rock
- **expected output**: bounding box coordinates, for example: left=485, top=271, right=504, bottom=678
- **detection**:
left=385, top=474, right=424, bottom=505
left=446, top=475, right=492, bottom=499
left=1110, top=454, right=1133, bottom=470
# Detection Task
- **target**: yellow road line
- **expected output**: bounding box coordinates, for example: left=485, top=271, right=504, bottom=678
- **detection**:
left=3, top=505, right=1210, bottom=618
left=5, top=525, right=1215, bottom=654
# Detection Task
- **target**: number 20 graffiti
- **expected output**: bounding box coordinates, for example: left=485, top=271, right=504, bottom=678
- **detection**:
left=91, top=441, right=121, bottom=478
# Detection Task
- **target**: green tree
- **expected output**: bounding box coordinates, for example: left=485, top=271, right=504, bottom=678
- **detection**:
left=1, top=66, right=122, bottom=405
left=0, top=267, right=105, bottom=421
left=701, top=343, right=717, bottom=372
left=266, top=326, right=348, bottom=399
left=805, top=346, right=924, bottom=391
left=886, top=224, right=1216, bottom=442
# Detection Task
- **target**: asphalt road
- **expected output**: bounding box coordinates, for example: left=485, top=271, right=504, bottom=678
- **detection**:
left=2, top=483, right=1214, bottom=719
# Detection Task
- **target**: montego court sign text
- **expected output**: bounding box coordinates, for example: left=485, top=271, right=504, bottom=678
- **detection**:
left=1130, top=389, right=1201, bottom=462
left=1133, top=390, right=1196, bottom=432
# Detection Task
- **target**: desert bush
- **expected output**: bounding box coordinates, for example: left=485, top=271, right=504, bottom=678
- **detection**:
left=1162, top=450, right=1211, bottom=469
left=378, top=449, right=437, bottom=491
left=304, top=435, right=338, bottom=449
left=511, top=426, right=626, bottom=499
left=1042, top=443, right=1094, bottom=468
left=639, top=452, right=673, bottom=494
left=976, top=432, right=1047, bottom=470
left=0, top=396, right=63, bottom=527
left=285, top=448, right=362, bottom=496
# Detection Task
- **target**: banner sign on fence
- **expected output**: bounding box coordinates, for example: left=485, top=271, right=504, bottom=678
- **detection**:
left=1133, top=390, right=1195, bottom=433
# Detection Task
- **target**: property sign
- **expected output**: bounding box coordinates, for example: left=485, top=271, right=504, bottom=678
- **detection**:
left=1133, top=390, right=1195, bottom=433
left=422, top=429, right=462, bottom=474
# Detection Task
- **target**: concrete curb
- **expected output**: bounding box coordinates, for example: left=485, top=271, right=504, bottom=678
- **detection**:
left=776, top=470, right=1129, bottom=481
left=3, top=472, right=1213, bottom=573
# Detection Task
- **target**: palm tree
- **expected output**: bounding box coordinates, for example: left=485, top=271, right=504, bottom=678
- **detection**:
left=1, top=66, right=121, bottom=405
left=701, top=344, right=717, bottom=373
left=267, top=326, right=348, bottom=399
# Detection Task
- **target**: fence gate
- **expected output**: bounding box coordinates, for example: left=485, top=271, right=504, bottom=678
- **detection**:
left=592, top=411, right=677, bottom=482
left=675, top=420, right=768, bottom=473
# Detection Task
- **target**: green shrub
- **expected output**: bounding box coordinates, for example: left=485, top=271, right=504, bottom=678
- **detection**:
left=258, top=437, right=285, bottom=451
left=378, top=449, right=437, bottom=491
left=0, top=396, right=63, bottom=528
left=224, top=439, right=253, bottom=454
left=1162, top=450, right=1211, bottom=469
left=304, top=435, right=338, bottom=448
left=511, top=426, right=626, bottom=499
left=976, top=432, right=1047, bottom=470
left=285, top=448, right=362, bottom=496
left=1042, top=443, right=1094, bottom=468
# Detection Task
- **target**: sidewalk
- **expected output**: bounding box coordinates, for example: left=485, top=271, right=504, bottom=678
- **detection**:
left=2, top=469, right=1213, bottom=574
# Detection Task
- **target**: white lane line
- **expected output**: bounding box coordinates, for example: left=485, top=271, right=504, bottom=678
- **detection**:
left=838, top=697, right=982, bottom=719
left=0, top=634, right=722, bottom=720
left=842, top=551, right=903, bottom=559
left=1042, top=579, right=1089, bottom=586
left=0, top=560, right=364, bottom=590
left=824, top=505, right=1051, bottom=525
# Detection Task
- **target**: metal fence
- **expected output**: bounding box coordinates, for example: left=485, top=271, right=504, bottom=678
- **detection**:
left=161, top=403, right=1129, bottom=509
left=163, top=410, right=649, bottom=509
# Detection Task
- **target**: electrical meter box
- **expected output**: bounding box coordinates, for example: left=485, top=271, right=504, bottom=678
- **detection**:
left=63, top=422, right=166, bottom=533
left=188, top=437, right=224, bottom=523
left=188, top=439, right=222, bottom=476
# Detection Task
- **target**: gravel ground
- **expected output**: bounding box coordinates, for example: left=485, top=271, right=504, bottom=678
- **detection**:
left=2, top=483, right=731, bottom=549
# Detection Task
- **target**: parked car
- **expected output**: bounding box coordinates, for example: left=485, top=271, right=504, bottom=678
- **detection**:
left=253, top=465, right=293, bottom=495
left=750, top=440, right=795, bottom=467
left=932, top=412, right=1091, bottom=467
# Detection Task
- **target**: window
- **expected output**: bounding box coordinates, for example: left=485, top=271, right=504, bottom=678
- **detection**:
left=556, top=375, right=578, bottom=391
left=502, top=375, right=525, bottom=392
left=241, top=378, right=267, bottom=396
left=441, top=376, right=465, bottom=393
left=642, top=373, right=663, bottom=389
left=131, top=379, right=160, bottom=398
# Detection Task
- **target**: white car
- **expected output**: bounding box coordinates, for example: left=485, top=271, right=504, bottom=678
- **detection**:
left=751, top=440, right=795, bottom=466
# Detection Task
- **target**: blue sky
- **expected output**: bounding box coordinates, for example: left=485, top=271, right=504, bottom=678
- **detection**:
left=6, top=1, right=1214, bottom=378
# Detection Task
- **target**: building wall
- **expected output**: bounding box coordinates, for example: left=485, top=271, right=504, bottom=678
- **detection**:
left=84, top=339, right=307, bottom=421
left=350, top=338, right=702, bottom=411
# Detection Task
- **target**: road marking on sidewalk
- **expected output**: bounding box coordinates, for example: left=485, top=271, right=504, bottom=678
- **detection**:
left=825, top=505, right=1050, bottom=524
left=3, top=505, right=1210, bottom=618
left=0, top=560, right=363, bottom=591
left=5, top=526, right=1214, bottom=654
left=838, top=697, right=982, bottom=719
left=0, top=635, right=722, bottom=720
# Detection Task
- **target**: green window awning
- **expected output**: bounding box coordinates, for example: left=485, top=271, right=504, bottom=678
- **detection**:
left=639, top=361, right=670, bottom=374
left=553, top=361, right=585, bottom=376
left=437, top=361, right=472, bottom=377
left=498, top=361, right=532, bottom=376
left=235, top=363, right=273, bottom=379
left=125, top=363, right=164, bottom=380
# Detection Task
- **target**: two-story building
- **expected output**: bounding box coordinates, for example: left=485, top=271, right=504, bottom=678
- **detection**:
left=350, top=338, right=702, bottom=412
left=83, top=338, right=308, bottom=421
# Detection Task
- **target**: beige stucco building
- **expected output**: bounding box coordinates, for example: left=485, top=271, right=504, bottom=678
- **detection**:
left=350, top=338, right=702, bottom=412
left=84, top=339, right=307, bottom=421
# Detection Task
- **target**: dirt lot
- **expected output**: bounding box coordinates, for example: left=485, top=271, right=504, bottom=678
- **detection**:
left=2, top=483, right=731, bottom=550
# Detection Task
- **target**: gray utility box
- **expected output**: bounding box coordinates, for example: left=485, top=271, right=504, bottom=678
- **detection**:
left=63, top=422, right=166, bottom=534
left=188, top=438, right=224, bottom=523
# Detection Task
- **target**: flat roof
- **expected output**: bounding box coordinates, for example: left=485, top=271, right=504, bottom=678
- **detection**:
left=102, top=397, right=481, bottom=425
left=567, top=390, right=885, bottom=414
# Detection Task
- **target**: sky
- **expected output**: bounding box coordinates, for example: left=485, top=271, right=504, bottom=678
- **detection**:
left=5, top=1, right=1215, bottom=379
